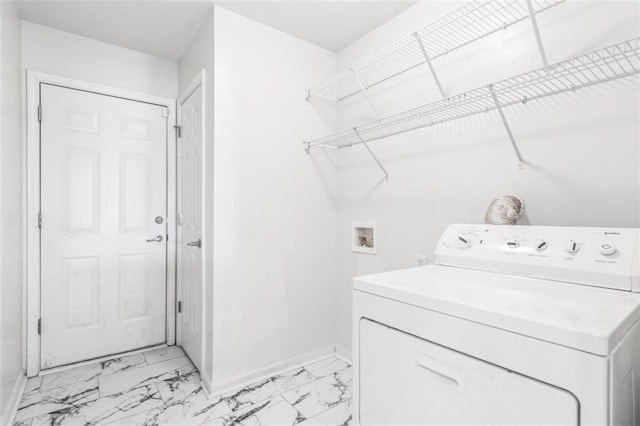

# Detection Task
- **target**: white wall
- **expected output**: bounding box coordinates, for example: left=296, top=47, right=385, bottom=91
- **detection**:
left=0, top=0, right=24, bottom=418
left=22, top=21, right=178, bottom=99
left=178, top=7, right=216, bottom=386
left=333, top=0, right=640, bottom=350
left=210, top=5, right=338, bottom=386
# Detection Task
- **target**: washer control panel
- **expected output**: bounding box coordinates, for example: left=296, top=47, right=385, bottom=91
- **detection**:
left=436, top=224, right=640, bottom=292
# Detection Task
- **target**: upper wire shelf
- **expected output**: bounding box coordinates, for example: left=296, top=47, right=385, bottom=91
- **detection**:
left=305, top=37, right=640, bottom=149
left=307, top=0, right=566, bottom=102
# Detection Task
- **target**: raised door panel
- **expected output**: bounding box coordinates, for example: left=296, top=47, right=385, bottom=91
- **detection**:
left=65, top=149, right=100, bottom=233
left=119, top=154, right=151, bottom=232
left=119, top=254, right=151, bottom=321
left=63, top=257, right=99, bottom=329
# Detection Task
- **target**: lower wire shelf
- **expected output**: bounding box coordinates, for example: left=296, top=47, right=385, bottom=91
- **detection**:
left=304, top=37, right=640, bottom=151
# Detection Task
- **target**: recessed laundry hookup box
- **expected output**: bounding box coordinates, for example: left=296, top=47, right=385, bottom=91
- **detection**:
left=352, top=222, right=377, bottom=255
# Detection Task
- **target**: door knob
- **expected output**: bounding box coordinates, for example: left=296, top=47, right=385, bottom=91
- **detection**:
left=146, top=235, right=164, bottom=242
left=187, top=239, right=201, bottom=249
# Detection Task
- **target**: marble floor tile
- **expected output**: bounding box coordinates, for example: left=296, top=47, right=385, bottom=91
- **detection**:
left=15, top=379, right=100, bottom=422
left=304, top=357, right=350, bottom=379
left=105, top=366, right=231, bottom=425
left=216, top=395, right=304, bottom=426
left=154, top=365, right=232, bottom=423
left=335, top=367, right=352, bottom=386
left=155, top=364, right=201, bottom=402
left=109, top=391, right=231, bottom=425
left=92, top=383, right=164, bottom=425
left=99, top=356, right=192, bottom=397
left=300, top=400, right=352, bottom=426
left=223, top=366, right=316, bottom=412
left=143, top=346, right=186, bottom=365
left=281, top=372, right=352, bottom=419
left=23, top=376, right=42, bottom=395
left=15, top=351, right=352, bottom=426
left=28, top=384, right=163, bottom=425
left=29, top=415, right=65, bottom=426
left=40, top=353, right=146, bottom=391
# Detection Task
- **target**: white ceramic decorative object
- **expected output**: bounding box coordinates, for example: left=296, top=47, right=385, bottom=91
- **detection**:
left=484, top=194, right=525, bottom=225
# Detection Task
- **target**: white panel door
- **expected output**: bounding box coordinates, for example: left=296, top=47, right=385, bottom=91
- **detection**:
left=177, top=82, right=204, bottom=371
left=40, top=84, right=168, bottom=369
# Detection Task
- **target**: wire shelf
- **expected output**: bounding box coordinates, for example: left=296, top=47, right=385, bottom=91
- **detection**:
left=307, top=0, right=566, bottom=102
left=305, top=37, right=640, bottom=149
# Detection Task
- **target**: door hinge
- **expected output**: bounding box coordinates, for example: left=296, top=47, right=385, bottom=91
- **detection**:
left=37, top=105, right=42, bottom=123
left=177, top=301, right=182, bottom=313
left=37, top=318, right=41, bottom=335
left=177, top=214, right=182, bottom=226
left=37, top=212, right=42, bottom=229
left=174, top=125, right=182, bottom=139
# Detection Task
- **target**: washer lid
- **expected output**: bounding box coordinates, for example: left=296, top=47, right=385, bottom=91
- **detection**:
left=354, top=265, right=640, bottom=356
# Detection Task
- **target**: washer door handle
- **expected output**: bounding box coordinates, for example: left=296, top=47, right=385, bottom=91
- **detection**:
left=415, top=355, right=462, bottom=389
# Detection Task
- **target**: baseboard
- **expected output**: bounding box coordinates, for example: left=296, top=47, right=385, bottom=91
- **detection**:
left=200, top=369, right=214, bottom=399
left=206, top=345, right=335, bottom=399
left=0, top=371, right=27, bottom=426
left=333, top=344, right=352, bottom=362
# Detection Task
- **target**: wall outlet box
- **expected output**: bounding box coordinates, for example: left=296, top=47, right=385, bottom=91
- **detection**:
left=416, top=254, right=428, bottom=266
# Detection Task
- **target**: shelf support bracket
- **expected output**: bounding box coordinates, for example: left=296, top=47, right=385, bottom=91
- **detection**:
left=526, top=0, right=548, bottom=66
left=413, top=32, right=446, bottom=99
left=350, top=68, right=382, bottom=119
left=354, top=128, right=389, bottom=181
left=350, top=71, right=388, bottom=180
left=488, top=85, right=524, bottom=169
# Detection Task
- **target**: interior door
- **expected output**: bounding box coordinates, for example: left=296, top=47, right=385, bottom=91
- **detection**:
left=177, top=80, right=204, bottom=371
left=40, top=84, right=168, bottom=369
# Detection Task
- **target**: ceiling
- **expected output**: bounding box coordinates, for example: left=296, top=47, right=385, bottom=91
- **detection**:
left=16, top=0, right=418, bottom=61
left=217, top=1, right=418, bottom=52
left=16, top=1, right=214, bottom=61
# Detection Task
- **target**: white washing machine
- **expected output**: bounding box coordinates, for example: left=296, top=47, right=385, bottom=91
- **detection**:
left=353, top=224, right=640, bottom=425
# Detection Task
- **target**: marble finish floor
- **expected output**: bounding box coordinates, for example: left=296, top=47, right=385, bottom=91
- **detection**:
left=14, top=347, right=353, bottom=426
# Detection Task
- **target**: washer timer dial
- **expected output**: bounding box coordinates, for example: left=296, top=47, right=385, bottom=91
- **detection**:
left=565, top=240, right=580, bottom=254
left=599, top=243, right=617, bottom=256
left=455, top=233, right=475, bottom=249
left=506, top=240, right=520, bottom=249
left=535, top=240, right=549, bottom=252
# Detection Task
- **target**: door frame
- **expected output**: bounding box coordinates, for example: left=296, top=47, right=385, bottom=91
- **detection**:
left=175, top=69, right=206, bottom=370
left=25, top=70, right=178, bottom=376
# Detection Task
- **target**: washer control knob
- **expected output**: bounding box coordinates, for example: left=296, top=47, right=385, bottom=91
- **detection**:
left=455, top=233, right=475, bottom=249
left=535, top=239, right=548, bottom=252
left=566, top=240, right=580, bottom=254
left=599, top=243, right=617, bottom=256
left=506, top=239, right=520, bottom=249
